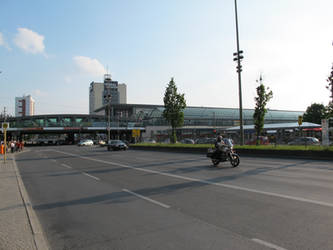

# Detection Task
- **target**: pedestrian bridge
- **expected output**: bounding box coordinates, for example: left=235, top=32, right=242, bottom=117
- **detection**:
left=0, top=114, right=144, bottom=134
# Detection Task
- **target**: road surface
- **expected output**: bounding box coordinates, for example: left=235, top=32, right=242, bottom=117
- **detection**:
left=16, top=146, right=333, bottom=250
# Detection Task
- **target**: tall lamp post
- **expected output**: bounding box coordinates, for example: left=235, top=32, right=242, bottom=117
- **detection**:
left=233, top=0, right=244, bottom=145
left=105, top=94, right=111, bottom=143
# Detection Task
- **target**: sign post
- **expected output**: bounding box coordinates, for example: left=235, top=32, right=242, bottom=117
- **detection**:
left=2, top=123, right=9, bottom=163
left=322, top=119, right=329, bottom=146
left=132, top=129, right=140, bottom=143
left=298, top=116, right=303, bottom=137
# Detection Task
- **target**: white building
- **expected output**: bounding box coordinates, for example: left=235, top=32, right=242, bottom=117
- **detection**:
left=89, top=74, right=127, bottom=114
left=15, top=95, right=35, bottom=117
left=118, top=83, right=127, bottom=104
left=89, top=82, right=104, bottom=114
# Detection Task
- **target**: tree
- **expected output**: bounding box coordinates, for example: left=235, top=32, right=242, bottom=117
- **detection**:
left=326, top=102, right=333, bottom=118
left=163, top=78, right=186, bottom=143
left=253, top=76, right=273, bottom=145
left=326, top=64, right=333, bottom=103
left=303, top=103, right=326, bottom=124
left=325, top=64, right=333, bottom=119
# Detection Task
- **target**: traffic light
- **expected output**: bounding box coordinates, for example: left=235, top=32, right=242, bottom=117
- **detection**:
left=298, top=115, right=303, bottom=126
left=236, top=65, right=242, bottom=73
left=233, top=50, right=244, bottom=61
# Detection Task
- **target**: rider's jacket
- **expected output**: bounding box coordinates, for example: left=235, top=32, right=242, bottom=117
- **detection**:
left=215, top=140, right=226, bottom=151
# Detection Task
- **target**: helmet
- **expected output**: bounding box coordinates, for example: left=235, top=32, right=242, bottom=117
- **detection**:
left=217, top=135, right=222, bottom=142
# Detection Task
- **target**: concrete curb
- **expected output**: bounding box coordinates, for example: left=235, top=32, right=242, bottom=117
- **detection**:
left=12, top=155, right=50, bottom=250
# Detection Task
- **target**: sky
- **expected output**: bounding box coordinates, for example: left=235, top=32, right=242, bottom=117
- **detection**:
left=0, top=0, right=332, bottom=115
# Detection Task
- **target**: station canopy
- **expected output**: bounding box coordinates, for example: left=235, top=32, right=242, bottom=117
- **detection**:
left=226, top=122, right=321, bottom=131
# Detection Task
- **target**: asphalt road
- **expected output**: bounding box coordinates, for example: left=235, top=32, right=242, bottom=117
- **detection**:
left=16, top=146, right=333, bottom=250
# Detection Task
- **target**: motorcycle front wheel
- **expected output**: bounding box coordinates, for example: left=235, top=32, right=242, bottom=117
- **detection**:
left=212, top=159, right=220, bottom=166
left=230, top=154, right=240, bottom=167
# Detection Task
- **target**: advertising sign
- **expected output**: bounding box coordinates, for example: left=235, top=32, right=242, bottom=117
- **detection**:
left=132, top=129, right=140, bottom=137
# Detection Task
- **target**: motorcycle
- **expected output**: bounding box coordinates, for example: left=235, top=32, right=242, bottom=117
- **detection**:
left=206, top=141, right=240, bottom=167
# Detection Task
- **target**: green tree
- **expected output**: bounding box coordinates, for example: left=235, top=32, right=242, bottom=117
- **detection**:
left=326, top=64, right=333, bottom=103
left=303, top=103, right=326, bottom=124
left=326, top=102, right=333, bottom=118
left=163, top=78, right=186, bottom=143
left=325, top=64, right=333, bottom=119
left=253, top=77, right=273, bottom=145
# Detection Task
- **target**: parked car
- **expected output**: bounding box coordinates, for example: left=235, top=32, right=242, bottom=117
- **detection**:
left=122, top=140, right=130, bottom=146
left=98, top=140, right=106, bottom=146
left=143, top=138, right=156, bottom=143
left=78, top=139, right=94, bottom=146
left=246, top=136, right=270, bottom=145
left=195, top=138, right=216, bottom=144
left=288, top=137, right=320, bottom=146
left=107, top=140, right=128, bottom=151
left=180, top=138, right=195, bottom=144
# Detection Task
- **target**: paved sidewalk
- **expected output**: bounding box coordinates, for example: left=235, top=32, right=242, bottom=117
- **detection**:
left=0, top=153, right=49, bottom=250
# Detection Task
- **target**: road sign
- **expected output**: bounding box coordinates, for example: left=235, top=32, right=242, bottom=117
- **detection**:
left=132, top=129, right=140, bottom=137
left=298, top=116, right=303, bottom=126
left=2, top=123, right=9, bottom=163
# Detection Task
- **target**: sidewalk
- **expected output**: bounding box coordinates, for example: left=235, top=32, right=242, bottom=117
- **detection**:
left=0, top=153, right=49, bottom=250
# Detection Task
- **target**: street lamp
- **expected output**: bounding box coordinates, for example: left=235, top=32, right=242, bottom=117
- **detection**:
left=104, top=94, right=111, bottom=143
left=233, top=0, right=244, bottom=145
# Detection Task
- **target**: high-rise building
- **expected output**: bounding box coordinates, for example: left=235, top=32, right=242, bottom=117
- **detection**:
left=103, top=74, right=120, bottom=105
left=15, top=95, right=35, bottom=117
left=118, top=83, right=127, bottom=104
left=89, top=82, right=104, bottom=114
left=89, top=74, right=127, bottom=114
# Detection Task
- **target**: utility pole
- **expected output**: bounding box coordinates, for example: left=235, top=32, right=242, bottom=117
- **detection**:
left=3, top=107, right=7, bottom=121
left=233, top=0, right=244, bottom=145
left=2, top=107, right=8, bottom=163
left=104, top=94, right=111, bottom=143
left=108, top=102, right=111, bottom=142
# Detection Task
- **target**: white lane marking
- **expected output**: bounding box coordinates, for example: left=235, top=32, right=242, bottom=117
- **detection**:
left=123, top=189, right=170, bottom=209
left=51, top=159, right=56, bottom=162
left=52, top=150, right=333, bottom=208
left=252, top=238, right=287, bottom=250
left=61, top=163, right=72, bottom=169
left=83, top=172, right=100, bottom=181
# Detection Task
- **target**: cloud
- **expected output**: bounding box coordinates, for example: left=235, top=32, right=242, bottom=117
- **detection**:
left=0, top=32, right=11, bottom=50
left=32, top=89, right=48, bottom=97
left=0, top=32, right=5, bottom=46
left=64, top=76, right=72, bottom=83
left=73, top=56, right=106, bottom=76
left=13, top=28, right=45, bottom=54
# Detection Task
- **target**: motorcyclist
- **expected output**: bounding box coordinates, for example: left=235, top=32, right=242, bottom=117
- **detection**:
left=215, top=135, right=227, bottom=154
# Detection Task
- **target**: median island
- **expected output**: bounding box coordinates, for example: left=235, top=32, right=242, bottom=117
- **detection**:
left=130, top=143, right=333, bottom=160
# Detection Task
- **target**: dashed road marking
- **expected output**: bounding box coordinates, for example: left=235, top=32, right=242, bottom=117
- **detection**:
left=252, top=238, right=287, bottom=250
left=123, top=189, right=170, bottom=209
left=60, top=163, right=72, bottom=169
left=82, top=172, right=100, bottom=181
left=52, top=150, right=333, bottom=208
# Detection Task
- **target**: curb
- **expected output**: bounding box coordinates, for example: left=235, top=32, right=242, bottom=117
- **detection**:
left=12, top=155, right=50, bottom=250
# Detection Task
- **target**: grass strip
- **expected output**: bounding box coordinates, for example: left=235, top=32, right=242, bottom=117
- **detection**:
left=131, top=143, right=333, bottom=152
